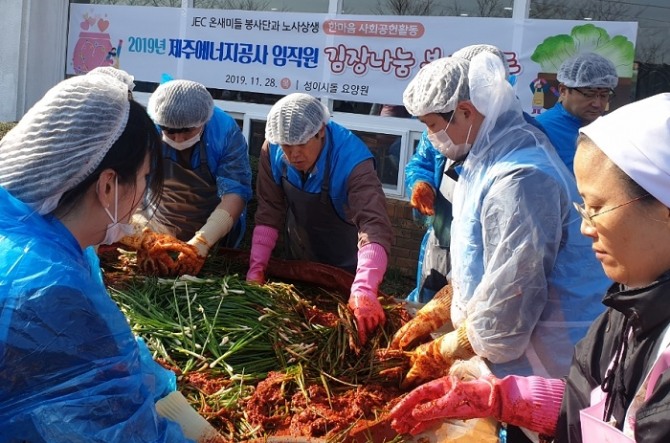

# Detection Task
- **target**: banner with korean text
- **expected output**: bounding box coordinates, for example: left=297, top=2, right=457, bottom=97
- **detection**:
left=67, top=4, right=637, bottom=113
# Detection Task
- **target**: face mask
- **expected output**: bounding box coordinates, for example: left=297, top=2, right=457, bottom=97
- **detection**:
left=427, top=112, right=474, bottom=161
left=162, top=132, right=201, bottom=151
left=100, top=176, right=135, bottom=245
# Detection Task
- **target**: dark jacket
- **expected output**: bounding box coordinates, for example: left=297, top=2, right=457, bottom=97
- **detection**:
left=556, top=273, right=670, bottom=442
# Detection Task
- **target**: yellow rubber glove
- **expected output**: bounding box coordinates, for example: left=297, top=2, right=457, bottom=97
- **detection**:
left=402, top=322, right=475, bottom=389
left=188, top=208, right=234, bottom=257
left=410, top=181, right=436, bottom=216
left=156, top=391, right=226, bottom=442
left=391, top=284, right=453, bottom=350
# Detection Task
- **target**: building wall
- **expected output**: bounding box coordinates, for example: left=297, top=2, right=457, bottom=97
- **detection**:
left=386, top=199, right=423, bottom=277
left=0, top=0, right=68, bottom=122
left=0, top=1, right=23, bottom=121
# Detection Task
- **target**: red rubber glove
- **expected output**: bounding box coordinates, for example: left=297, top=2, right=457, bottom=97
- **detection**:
left=410, top=181, right=435, bottom=216
left=390, top=375, right=565, bottom=437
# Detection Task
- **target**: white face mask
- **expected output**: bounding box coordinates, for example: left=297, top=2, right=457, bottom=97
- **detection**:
left=100, top=176, right=135, bottom=245
left=162, top=132, right=201, bottom=151
left=427, top=112, right=473, bottom=161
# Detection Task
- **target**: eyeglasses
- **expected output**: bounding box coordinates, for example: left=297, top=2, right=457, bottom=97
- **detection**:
left=159, top=125, right=197, bottom=135
left=573, top=194, right=651, bottom=228
left=568, top=87, right=615, bottom=103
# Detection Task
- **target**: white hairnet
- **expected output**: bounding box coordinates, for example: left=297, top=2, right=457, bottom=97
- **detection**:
left=148, top=80, right=214, bottom=128
left=265, top=93, right=330, bottom=145
left=0, top=75, right=130, bottom=214
left=403, top=57, right=471, bottom=116
left=580, top=93, right=670, bottom=207
left=453, top=44, right=510, bottom=78
left=87, top=66, right=135, bottom=91
left=557, top=52, right=618, bottom=89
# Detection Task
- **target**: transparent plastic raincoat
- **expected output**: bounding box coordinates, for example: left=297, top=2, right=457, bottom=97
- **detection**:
left=0, top=186, right=189, bottom=442
left=450, top=54, right=611, bottom=378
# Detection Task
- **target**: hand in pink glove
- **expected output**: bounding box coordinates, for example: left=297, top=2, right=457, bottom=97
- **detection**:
left=349, top=243, right=388, bottom=345
left=246, top=225, right=278, bottom=284
left=389, top=375, right=564, bottom=437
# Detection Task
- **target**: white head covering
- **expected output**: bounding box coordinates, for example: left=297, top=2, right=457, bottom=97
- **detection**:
left=580, top=93, right=670, bottom=207
left=0, top=75, right=130, bottom=214
left=402, top=57, right=471, bottom=116
left=557, top=52, right=618, bottom=89
left=453, top=44, right=510, bottom=78
left=148, top=79, right=214, bottom=128
left=265, top=93, right=330, bottom=145
left=87, top=66, right=136, bottom=91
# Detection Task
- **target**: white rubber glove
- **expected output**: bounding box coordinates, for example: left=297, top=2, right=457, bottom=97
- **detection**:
left=188, top=208, right=234, bottom=257
left=155, top=391, right=226, bottom=442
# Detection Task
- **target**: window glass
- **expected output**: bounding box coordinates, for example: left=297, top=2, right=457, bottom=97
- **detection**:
left=248, top=119, right=267, bottom=158
left=333, top=100, right=374, bottom=115
left=193, top=0, right=329, bottom=13
left=341, top=0, right=514, bottom=18
left=70, top=0, right=183, bottom=5
left=351, top=130, right=401, bottom=187
left=71, top=0, right=330, bottom=12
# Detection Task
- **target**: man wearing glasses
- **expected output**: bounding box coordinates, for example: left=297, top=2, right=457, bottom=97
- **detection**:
left=537, top=52, right=618, bottom=172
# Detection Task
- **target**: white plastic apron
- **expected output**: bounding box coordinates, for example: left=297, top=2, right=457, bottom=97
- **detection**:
left=415, top=162, right=457, bottom=300
left=580, top=322, right=670, bottom=442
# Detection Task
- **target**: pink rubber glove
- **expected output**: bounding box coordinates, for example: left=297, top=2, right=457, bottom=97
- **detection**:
left=348, top=243, right=388, bottom=345
left=389, top=375, right=564, bottom=437
left=246, top=225, right=278, bottom=284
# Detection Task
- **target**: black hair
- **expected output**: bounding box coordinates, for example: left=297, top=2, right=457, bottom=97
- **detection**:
left=56, top=99, right=163, bottom=216
left=437, top=111, right=454, bottom=122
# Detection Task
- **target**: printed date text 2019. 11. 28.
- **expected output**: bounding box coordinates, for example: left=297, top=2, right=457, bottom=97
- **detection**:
left=225, top=75, right=276, bottom=88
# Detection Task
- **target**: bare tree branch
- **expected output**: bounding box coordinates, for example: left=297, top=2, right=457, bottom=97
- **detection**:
left=373, top=0, right=435, bottom=16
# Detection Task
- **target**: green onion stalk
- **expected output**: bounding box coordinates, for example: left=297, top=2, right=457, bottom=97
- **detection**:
left=106, top=257, right=410, bottom=442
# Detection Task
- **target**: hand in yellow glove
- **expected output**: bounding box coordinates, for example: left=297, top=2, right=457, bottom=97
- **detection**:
left=183, top=208, right=234, bottom=276
left=410, top=181, right=435, bottom=216
left=402, top=322, right=475, bottom=389
left=156, top=391, right=227, bottom=442
left=391, top=284, right=453, bottom=351
left=187, top=208, right=234, bottom=258
left=120, top=228, right=201, bottom=277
